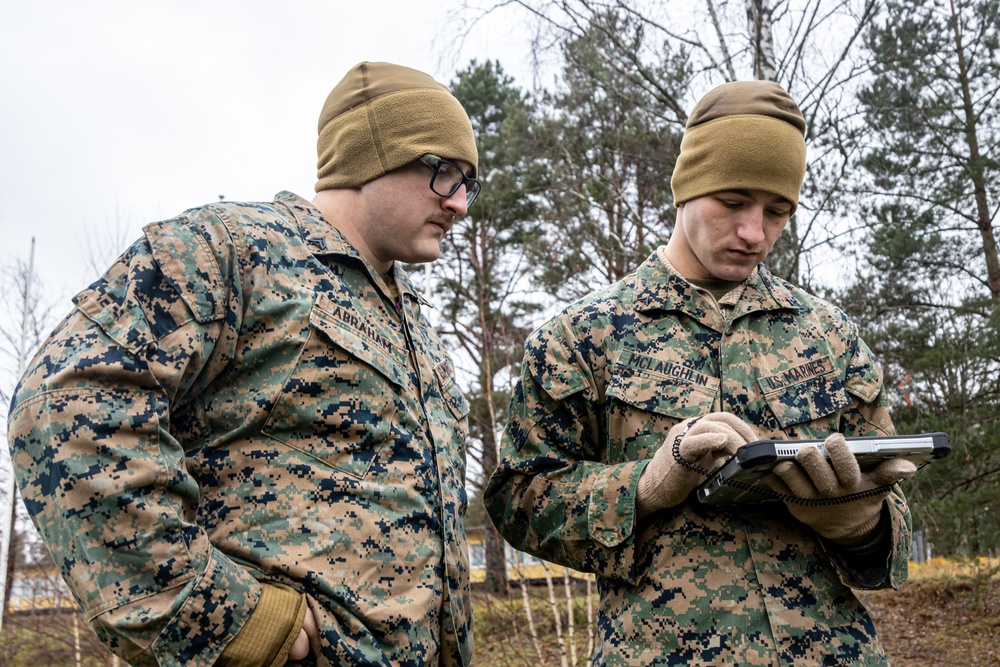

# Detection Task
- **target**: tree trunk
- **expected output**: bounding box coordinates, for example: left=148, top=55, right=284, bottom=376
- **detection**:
left=950, top=0, right=1000, bottom=299
left=747, top=0, right=778, bottom=81
left=480, top=419, right=509, bottom=594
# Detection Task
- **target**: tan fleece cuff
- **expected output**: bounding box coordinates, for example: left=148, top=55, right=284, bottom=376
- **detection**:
left=635, top=462, right=664, bottom=518
left=219, top=583, right=307, bottom=667
left=827, top=505, right=886, bottom=548
left=316, top=84, right=477, bottom=190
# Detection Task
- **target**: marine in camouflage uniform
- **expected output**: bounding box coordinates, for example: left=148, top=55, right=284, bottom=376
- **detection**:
left=7, top=62, right=481, bottom=667
left=484, top=82, right=913, bottom=666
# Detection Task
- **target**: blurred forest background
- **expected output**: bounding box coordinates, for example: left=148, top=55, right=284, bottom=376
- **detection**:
left=1, top=0, right=997, bottom=663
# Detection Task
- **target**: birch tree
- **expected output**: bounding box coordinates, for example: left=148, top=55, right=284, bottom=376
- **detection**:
left=0, top=245, right=51, bottom=627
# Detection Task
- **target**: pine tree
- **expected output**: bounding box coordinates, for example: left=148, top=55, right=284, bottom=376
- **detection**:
left=526, top=12, right=687, bottom=301
left=847, top=0, right=1000, bottom=556
left=430, top=60, right=546, bottom=593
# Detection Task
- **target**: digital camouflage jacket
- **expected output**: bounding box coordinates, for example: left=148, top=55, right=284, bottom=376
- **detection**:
left=8, top=191, right=472, bottom=667
left=485, top=247, right=910, bottom=667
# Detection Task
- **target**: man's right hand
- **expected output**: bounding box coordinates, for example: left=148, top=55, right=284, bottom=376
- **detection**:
left=636, top=412, right=757, bottom=516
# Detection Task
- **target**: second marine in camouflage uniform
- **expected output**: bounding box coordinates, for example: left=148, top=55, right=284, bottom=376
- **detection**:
left=485, top=82, right=913, bottom=666
left=8, top=63, right=481, bottom=666
left=485, top=251, right=908, bottom=665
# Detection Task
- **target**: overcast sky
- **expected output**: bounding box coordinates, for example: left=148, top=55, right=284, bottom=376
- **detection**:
left=0, top=0, right=534, bottom=304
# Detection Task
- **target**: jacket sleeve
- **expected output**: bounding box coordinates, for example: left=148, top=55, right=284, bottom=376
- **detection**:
left=7, top=211, right=266, bottom=666
left=483, top=316, right=653, bottom=586
left=827, top=334, right=912, bottom=590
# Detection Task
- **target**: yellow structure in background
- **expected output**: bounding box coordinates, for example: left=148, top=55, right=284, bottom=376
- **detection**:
left=467, top=526, right=594, bottom=584
left=6, top=563, right=76, bottom=614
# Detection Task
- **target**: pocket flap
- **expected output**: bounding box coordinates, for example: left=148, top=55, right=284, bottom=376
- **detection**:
left=607, top=349, right=718, bottom=418
left=844, top=342, right=883, bottom=404
left=758, top=356, right=851, bottom=428
left=435, top=358, right=470, bottom=420
left=310, top=294, right=407, bottom=387
left=145, top=220, right=226, bottom=324
left=523, top=337, right=588, bottom=402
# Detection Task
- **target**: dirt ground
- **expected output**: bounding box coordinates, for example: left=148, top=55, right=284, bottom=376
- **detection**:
left=472, top=560, right=1000, bottom=667
left=859, top=572, right=1000, bottom=666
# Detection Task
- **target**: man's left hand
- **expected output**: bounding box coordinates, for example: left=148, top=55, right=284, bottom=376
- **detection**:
left=282, top=607, right=318, bottom=665
left=767, top=433, right=917, bottom=545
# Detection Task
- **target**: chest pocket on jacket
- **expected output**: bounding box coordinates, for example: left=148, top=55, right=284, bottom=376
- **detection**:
left=605, top=351, right=719, bottom=461
left=758, top=355, right=851, bottom=431
left=262, top=296, right=408, bottom=478
left=435, top=357, right=470, bottom=434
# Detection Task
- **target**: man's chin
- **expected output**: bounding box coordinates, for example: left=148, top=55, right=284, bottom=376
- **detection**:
left=402, top=246, right=442, bottom=265
left=711, top=265, right=756, bottom=281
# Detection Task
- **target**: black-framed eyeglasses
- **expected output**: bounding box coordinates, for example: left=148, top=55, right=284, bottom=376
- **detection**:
left=419, top=154, right=482, bottom=208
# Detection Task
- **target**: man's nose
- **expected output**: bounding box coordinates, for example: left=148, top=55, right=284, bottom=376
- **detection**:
left=737, top=208, right=766, bottom=245
left=442, top=185, right=469, bottom=216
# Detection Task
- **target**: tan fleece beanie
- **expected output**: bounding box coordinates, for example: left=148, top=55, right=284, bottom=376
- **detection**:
left=316, top=61, right=478, bottom=191
left=670, top=81, right=807, bottom=212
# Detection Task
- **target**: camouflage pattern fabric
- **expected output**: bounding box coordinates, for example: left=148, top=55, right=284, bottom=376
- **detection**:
left=7, top=191, right=472, bottom=667
left=484, top=247, right=910, bottom=666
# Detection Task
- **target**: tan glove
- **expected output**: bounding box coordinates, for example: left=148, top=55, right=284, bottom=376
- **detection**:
left=637, top=412, right=757, bottom=516
left=768, top=433, right=917, bottom=545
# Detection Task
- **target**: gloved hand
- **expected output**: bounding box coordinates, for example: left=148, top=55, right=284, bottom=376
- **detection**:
left=767, top=433, right=918, bottom=545
left=637, top=412, right=757, bottom=516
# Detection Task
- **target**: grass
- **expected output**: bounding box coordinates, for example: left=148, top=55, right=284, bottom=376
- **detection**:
left=473, top=584, right=598, bottom=667
left=0, top=611, right=112, bottom=667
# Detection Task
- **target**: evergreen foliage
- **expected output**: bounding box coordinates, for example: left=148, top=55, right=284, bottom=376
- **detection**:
left=524, top=11, right=688, bottom=301
left=426, top=60, right=548, bottom=592
left=846, top=0, right=1000, bottom=556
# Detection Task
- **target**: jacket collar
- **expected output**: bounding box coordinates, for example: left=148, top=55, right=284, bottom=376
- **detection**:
left=633, top=247, right=802, bottom=320
left=274, top=191, right=429, bottom=307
